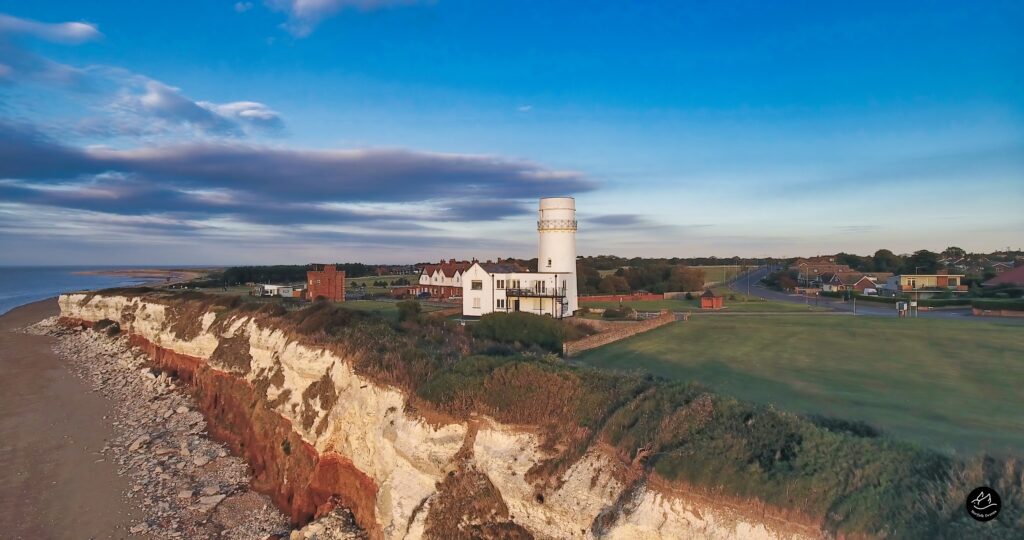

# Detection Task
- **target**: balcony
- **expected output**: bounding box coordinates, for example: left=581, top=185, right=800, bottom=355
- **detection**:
left=505, top=287, right=567, bottom=298
left=899, top=285, right=968, bottom=293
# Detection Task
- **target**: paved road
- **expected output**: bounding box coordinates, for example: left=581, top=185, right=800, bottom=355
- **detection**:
left=728, top=267, right=1024, bottom=323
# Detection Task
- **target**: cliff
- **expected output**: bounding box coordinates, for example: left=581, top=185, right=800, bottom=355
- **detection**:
left=58, top=292, right=817, bottom=539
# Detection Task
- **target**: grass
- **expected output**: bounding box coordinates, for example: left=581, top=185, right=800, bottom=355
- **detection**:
left=581, top=293, right=826, bottom=313
left=343, top=299, right=442, bottom=321
left=576, top=315, right=1024, bottom=455
left=691, top=265, right=743, bottom=284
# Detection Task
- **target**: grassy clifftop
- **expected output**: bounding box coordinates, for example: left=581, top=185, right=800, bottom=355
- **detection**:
left=81, top=289, right=1023, bottom=538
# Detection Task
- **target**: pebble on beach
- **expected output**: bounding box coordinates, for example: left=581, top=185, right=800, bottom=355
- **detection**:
left=23, top=316, right=364, bottom=540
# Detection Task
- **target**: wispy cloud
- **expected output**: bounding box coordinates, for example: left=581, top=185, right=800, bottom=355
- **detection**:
left=266, top=0, right=426, bottom=37
left=0, top=13, right=101, bottom=44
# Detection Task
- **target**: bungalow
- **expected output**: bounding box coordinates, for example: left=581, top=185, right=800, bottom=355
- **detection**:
left=820, top=272, right=892, bottom=293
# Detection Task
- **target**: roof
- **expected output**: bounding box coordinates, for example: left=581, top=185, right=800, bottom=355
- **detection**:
left=474, top=260, right=530, bottom=274
left=984, top=265, right=1024, bottom=287
left=701, top=289, right=718, bottom=298
left=421, top=260, right=473, bottom=278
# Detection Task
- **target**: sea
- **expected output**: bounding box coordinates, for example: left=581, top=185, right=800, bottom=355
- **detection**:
left=0, top=266, right=167, bottom=316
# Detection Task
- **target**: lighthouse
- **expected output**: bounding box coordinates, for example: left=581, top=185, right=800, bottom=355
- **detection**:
left=460, top=196, right=580, bottom=318
left=537, top=197, right=578, bottom=313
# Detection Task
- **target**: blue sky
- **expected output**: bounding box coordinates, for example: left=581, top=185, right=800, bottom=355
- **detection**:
left=1, top=1, right=1022, bottom=265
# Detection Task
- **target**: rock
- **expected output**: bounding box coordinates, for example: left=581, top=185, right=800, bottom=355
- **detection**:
left=200, top=485, right=220, bottom=496
left=193, top=454, right=210, bottom=467
left=176, top=406, right=189, bottom=414
left=198, top=494, right=226, bottom=507
left=177, top=490, right=193, bottom=499
left=128, top=434, right=150, bottom=452
left=130, top=523, right=148, bottom=534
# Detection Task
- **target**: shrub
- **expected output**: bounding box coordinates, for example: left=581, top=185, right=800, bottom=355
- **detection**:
left=971, top=298, right=1024, bottom=312
left=684, top=292, right=694, bottom=300
left=396, top=299, right=422, bottom=323
left=602, top=307, right=635, bottom=319
left=470, top=312, right=566, bottom=353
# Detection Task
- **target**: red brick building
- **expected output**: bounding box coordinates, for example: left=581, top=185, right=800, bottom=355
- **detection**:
left=307, top=264, right=346, bottom=302
left=700, top=289, right=723, bottom=309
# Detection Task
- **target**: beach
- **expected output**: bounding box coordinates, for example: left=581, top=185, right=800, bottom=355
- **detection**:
left=0, top=298, right=138, bottom=539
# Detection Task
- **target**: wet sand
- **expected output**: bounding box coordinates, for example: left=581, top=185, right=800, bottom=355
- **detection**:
left=0, top=299, right=138, bottom=539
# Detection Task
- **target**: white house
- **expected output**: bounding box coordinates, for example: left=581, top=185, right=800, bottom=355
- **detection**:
left=462, top=197, right=579, bottom=318
left=252, top=284, right=294, bottom=297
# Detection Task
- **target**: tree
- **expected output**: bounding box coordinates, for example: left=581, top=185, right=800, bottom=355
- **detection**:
left=901, top=250, right=939, bottom=275
left=667, top=266, right=705, bottom=292
left=598, top=275, right=630, bottom=294
left=872, top=249, right=903, bottom=273
left=942, top=246, right=966, bottom=259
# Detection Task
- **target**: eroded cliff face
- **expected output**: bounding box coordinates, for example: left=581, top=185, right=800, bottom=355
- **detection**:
left=59, top=293, right=821, bottom=540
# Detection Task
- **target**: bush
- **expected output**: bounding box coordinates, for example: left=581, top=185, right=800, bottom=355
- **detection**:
left=396, top=300, right=422, bottom=323
left=601, top=307, right=635, bottom=319
left=971, top=298, right=1024, bottom=312
left=684, top=292, right=694, bottom=300
left=470, top=312, right=566, bottom=353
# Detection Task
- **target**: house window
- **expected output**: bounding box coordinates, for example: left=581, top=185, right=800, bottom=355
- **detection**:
left=511, top=279, right=520, bottom=289
left=497, top=279, right=505, bottom=289
left=547, top=258, right=552, bottom=267
left=472, top=297, right=481, bottom=309
left=497, top=299, right=505, bottom=308
left=471, top=280, right=483, bottom=290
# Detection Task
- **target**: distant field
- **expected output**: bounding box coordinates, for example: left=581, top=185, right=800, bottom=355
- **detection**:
left=691, top=265, right=743, bottom=284
left=576, top=315, right=1024, bottom=454
left=582, top=293, right=823, bottom=313
left=594, top=265, right=743, bottom=285
left=348, top=274, right=412, bottom=294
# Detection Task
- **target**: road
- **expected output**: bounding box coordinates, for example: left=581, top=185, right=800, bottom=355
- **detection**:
left=728, top=267, right=1022, bottom=322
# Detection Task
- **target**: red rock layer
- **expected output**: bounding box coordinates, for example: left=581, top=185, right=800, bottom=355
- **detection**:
left=83, top=329, right=379, bottom=538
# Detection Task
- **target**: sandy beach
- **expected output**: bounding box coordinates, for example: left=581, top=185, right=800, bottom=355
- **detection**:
left=0, top=299, right=138, bottom=539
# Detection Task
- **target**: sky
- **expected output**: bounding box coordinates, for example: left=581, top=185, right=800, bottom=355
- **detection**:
left=1, top=1, right=1022, bottom=265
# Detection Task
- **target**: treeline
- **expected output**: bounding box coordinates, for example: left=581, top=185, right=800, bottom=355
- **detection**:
left=577, top=261, right=706, bottom=294
left=217, top=264, right=376, bottom=285
left=578, top=255, right=767, bottom=271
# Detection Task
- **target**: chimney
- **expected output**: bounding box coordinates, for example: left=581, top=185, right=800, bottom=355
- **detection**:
left=449, top=258, right=455, bottom=264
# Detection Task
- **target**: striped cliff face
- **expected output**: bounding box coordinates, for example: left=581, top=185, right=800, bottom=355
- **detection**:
left=58, top=292, right=820, bottom=540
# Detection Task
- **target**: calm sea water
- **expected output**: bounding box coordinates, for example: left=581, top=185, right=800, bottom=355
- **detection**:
left=0, top=267, right=162, bottom=316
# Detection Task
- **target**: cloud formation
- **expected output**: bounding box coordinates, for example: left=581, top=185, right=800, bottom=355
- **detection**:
left=0, top=13, right=101, bottom=44
left=1, top=13, right=284, bottom=138
left=267, top=0, right=423, bottom=37
left=0, top=121, right=595, bottom=238
left=0, top=14, right=101, bottom=88
left=111, top=79, right=285, bottom=136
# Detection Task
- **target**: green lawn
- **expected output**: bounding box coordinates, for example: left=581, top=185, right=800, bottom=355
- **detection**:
left=576, top=315, right=1024, bottom=454
left=691, top=265, right=743, bottom=284
left=582, top=294, right=824, bottom=313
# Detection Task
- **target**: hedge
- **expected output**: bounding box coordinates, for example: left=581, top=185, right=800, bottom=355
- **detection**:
left=971, top=299, right=1024, bottom=312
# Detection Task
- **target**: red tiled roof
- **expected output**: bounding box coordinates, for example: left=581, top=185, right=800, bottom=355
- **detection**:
left=984, top=265, right=1024, bottom=286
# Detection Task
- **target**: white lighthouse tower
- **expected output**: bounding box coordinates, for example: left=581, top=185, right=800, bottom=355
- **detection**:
left=460, top=196, right=580, bottom=318
left=537, top=197, right=578, bottom=313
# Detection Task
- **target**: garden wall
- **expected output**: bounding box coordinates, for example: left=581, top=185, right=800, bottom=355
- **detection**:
left=579, top=293, right=665, bottom=303
left=563, top=310, right=676, bottom=357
